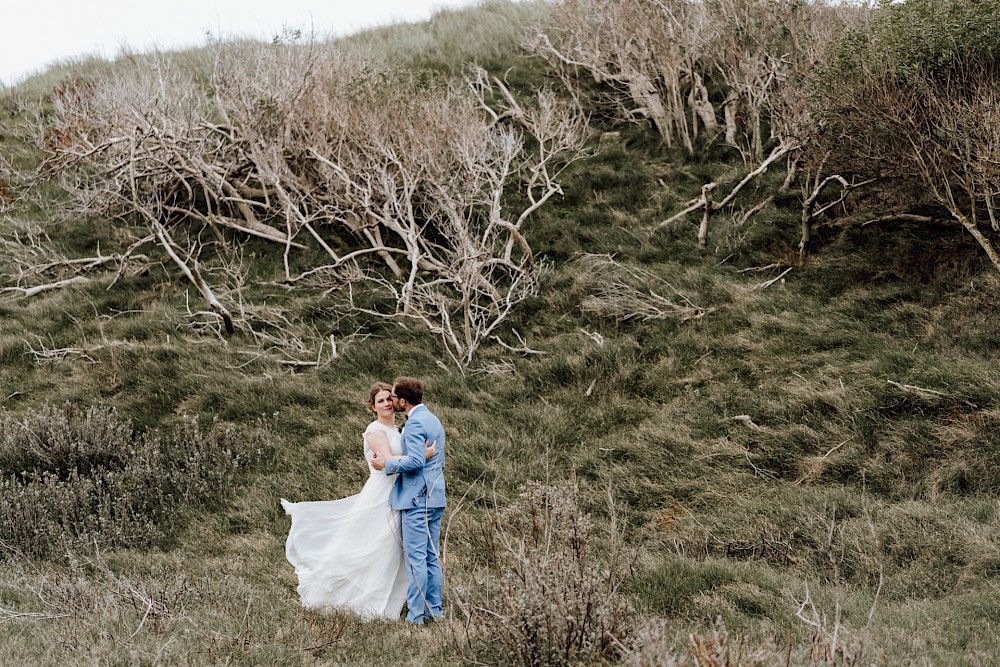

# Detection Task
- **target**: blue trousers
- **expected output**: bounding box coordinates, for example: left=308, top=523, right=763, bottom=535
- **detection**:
left=400, top=505, right=444, bottom=624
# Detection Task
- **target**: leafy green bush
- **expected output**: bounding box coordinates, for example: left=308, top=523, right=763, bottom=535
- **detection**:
left=858, top=0, right=1000, bottom=77
left=0, top=404, right=271, bottom=558
left=809, top=0, right=1000, bottom=272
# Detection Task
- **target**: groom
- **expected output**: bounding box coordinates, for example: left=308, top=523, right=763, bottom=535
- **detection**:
left=371, top=376, right=446, bottom=624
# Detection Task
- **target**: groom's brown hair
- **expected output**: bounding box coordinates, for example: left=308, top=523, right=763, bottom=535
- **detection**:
left=392, top=376, right=423, bottom=405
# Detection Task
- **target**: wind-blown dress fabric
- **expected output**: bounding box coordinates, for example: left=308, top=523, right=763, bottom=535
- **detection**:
left=280, top=421, right=407, bottom=619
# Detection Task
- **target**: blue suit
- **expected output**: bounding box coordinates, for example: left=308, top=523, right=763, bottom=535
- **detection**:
left=384, top=404, right=446, bottom=623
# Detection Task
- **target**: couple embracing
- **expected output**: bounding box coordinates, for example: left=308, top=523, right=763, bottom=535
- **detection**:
left=281, top=376, right=446, bottom=625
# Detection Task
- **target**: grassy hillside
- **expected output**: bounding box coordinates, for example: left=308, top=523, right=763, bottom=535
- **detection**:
left=2, top=2, right=999, bottom=665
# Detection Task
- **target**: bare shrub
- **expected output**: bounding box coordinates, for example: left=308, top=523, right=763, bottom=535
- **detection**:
left=814, top=59, right=1000, bottom=271
left=531, top=0, right=711, bottom=154
left=0, top=219, right=134, bottom=299
left=0, top=155, right=13, bottom=210
left=532, top=0, right=847, bottom=157
left=23, top=41, right=587, bottom=366
left=0, top=544, right=189, bottom=626
left=0, top=404, right=271, bottom=558
left=451, top=482, right=632, bottom=666
left=534, top=0, right=859, bottom=250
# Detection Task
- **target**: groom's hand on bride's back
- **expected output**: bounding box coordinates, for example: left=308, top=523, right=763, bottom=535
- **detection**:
left=371, top=441, right=433, bottom=471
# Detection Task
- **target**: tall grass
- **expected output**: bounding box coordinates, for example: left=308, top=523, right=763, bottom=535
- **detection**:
left=1, top=1, right=999, bottom=665
left=336, top=0, right=552, bottom=72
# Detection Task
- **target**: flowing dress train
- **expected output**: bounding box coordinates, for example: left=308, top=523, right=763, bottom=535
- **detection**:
left=281, top=421, right=407, bottom=619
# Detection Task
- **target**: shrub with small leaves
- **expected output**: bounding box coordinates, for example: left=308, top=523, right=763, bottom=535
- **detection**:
left=452, top=482, right=632, bottom=667
left=0, top=404, right=272, bottom=558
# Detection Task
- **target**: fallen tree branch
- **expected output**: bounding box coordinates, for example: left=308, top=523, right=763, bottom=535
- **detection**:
left=732, top=414, right=764, bottom=431
left=751, top=266, right=793, bottom=290
left=800, top=175, right=875, bottom=256
left=491, top=329, right=546, bottom=356
left=861, top=213, right=941, bottom=227
left=658, top=190, right=713, bottom=229
left=578, top=254, right=713, bottom=323
left=657, top=141, right=798, bottom=249
left=887, top=380, right=978, bottom=408
left=18, top=253, right=138, bottom=275
left=150, top=219, right=234, bottom=335
left=1, top=276, right=91, bottom=298
left=737, top=262, right=784, bottom=273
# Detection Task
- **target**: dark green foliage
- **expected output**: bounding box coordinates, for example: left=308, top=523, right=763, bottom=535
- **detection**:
left=809, top=0, right=1000, bottom=274
left=845, top=0, right=1000, bottom=77
left=0, top=405, right=272, bottom=558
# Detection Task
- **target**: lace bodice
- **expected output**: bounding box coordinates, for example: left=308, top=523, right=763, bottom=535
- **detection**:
left=363, top=421, right=401, bottom=475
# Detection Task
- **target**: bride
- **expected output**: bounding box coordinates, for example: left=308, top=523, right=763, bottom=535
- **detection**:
left=281, top=382, right=435, bottom=619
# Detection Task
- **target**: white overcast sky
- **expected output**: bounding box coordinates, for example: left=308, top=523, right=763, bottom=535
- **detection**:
left=2, top=0, right=493, bottom=86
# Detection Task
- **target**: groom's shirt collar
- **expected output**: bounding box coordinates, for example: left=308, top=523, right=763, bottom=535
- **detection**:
left=407, top=404, right=427, bottom=418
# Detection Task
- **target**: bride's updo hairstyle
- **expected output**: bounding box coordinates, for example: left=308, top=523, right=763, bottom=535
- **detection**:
left=392, top=376, right=423, bottom=405
left=368, top=381, right=392, bottom=409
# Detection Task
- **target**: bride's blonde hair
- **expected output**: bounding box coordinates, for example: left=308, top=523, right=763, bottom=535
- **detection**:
left=368, top=381, right=392, bottom=408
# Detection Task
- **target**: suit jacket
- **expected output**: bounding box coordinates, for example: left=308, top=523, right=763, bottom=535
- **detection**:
left=385, top=404, right=446, bottom=510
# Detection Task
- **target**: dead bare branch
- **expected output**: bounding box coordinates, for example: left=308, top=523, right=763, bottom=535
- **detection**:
left=887, top=380, right=978, bottom=408
left=21, top=43, right=587, bottom=365
left=657, top=140, right=798, bottom=247
left=577, top=254, right=712, bottom=323
left=751, top=266, right=793, bottom=290
left=1, top=276, right=92, bottom=298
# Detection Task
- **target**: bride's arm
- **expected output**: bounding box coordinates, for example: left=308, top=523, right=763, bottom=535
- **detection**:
left=366, top=430, right=394, bottom=463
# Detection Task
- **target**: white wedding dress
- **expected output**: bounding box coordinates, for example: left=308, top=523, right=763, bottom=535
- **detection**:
left=280, top=421, right=408, bottom=619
